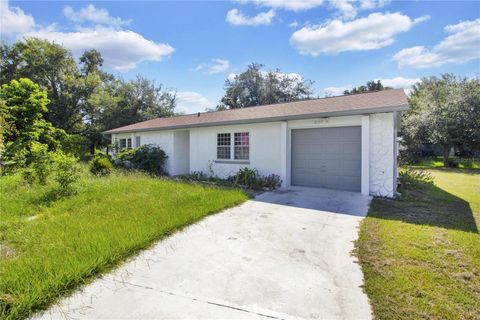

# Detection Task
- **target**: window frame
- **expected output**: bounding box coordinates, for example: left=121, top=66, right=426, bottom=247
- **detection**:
left=119, top=138, right=127, bottom=150
left=119, top=138, right=133, bottom=150
left=216, top=133, right=231, bottom=160
left=135, top=136, right=141, bottom=148
left=215, top=131, right=250, bottom=162
left=234, top=132, right=249, bottom=160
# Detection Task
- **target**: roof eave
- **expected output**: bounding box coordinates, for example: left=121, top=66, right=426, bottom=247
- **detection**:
left=103, top=103, right=409, bottom=134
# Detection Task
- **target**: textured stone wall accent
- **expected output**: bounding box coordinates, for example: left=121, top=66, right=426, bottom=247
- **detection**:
left=369, top=113, right=395, bottom=197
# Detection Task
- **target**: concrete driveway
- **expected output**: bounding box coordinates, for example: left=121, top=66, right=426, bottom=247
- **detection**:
left=36, top=187, right=372, bottom=320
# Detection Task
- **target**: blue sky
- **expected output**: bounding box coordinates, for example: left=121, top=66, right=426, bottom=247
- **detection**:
left=1, top=0, right=479, bottom=114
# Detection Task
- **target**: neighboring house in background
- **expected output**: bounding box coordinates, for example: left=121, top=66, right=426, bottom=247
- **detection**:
left=104, top=89, right=408, bottom=197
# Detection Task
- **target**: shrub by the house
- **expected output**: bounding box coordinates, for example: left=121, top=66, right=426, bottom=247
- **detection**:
left=114, top=145, right=168, bottom=176
left=179, top=167, right=281, bottom=190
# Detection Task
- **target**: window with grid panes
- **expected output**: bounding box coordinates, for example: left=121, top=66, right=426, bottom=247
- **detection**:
left=234, top=132, right=249, bottom=160
left=217, top=133, right=231, bottom=159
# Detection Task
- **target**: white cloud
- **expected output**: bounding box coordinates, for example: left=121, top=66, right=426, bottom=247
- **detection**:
left=226, top=8, right=275, bottom=26
left=63, top=4, right=130, bottom=27
left=323, top=85, right=352, bottom=96
left=196, top=59, right=231, bottom=74
left=0, top=1, right=174, bottom=71
left=245, top=0, right=389, bottom=18
left=176, top=91, right=214, bottom=114
left=393, top=19, right=480, bottom=68
left=25, top=26, right=174, bottom=71
left=376, top=76, right=420, bottom=89
left=290, top=12, right=428, bottom=55
left=360, top=0, right=390, bottom=10
left=243, top=0, right=324, bottom=11
left=330, top=0, right=357, bottom=20
left=0, top=0, right=35, bottom=35
left=289, top=21, right=299, bottom=27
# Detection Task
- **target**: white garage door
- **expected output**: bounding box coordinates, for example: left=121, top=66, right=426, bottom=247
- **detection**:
left=291, top=126, right=361, bottom=191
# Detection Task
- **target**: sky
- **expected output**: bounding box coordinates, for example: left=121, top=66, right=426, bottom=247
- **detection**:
left=1, top=0, right=479, bottom=114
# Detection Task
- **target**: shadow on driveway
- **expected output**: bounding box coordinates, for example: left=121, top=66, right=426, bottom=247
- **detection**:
left=254, top=186, right=372, bottom=217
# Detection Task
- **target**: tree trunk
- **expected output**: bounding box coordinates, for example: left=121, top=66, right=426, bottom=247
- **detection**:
left=442, top=144, right=451, bottom=167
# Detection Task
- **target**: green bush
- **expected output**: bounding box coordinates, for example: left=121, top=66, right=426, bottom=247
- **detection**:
left=399, top=168, right=434, bottom=190
left=21, top=142, right=53, bottom=185
left=89, top=155, right=113, bottom=176
left=52, top=152, right=80, bottom=194
left=232, top=167, right=259, bottom=187
left=114, top=145, right=168, bottom=176
left=230, top=167, right=282, bottom=190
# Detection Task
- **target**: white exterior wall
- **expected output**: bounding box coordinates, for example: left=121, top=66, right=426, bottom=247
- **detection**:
left=369, top=113, right=396, bottom=197
left=189, top=122, right=284, bottom=183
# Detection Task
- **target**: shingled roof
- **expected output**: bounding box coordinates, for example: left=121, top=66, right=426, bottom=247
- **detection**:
left=104, top=89, right=408, bottom=134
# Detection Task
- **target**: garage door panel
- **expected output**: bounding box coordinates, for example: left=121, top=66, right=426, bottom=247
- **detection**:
left=343, top=142, right=361, bottom=155
left=291, top=126, right=361, bottom=191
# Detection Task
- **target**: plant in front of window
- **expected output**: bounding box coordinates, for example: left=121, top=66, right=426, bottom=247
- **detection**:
left=231, top=167, right=259, bottom=188
left=114, top=144, right=168, bottom=176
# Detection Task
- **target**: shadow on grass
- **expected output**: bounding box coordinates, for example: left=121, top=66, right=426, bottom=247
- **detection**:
left=369, top=181, right=478, bottom=233
left=33, top=187, right=77, bottom=207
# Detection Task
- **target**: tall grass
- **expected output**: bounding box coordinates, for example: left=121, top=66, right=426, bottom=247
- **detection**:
left=0, top=169, right=248, bottom=319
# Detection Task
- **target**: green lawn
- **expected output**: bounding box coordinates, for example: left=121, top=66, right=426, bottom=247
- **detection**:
left=356, top=168, right=480, bottom=319
left=0, top=170, right=248, bottom=319
left=414, top=156, right=480, bottom=169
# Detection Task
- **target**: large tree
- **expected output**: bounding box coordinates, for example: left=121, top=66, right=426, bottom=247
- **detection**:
left=0, top=39, right=102, bottom=133
left=99, top=76, right=177, bottom=130
left=219, top=63, right=314, bottom=109
left=1, top=39, right=178, bottom=154
left=401, top=74, right=480, bottom=166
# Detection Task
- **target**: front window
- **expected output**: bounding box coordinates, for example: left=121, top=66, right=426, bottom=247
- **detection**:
left=217, top=133, right=231, bottom=159
left=234, top=132, right=249, bottom=160
left=120, top=138, right=127, bottom=149
left=119, top=138, right=132, bottom=150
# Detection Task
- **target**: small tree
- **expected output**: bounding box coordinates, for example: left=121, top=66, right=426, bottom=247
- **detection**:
left=0, top=78, right=65, bottom=171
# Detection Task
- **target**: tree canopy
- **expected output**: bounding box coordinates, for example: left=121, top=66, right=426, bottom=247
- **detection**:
left=343, top=80, right=392, bottom=95
left=219, top=63, right=314, bottom=109
left=401, top=74, right=480, bottom=165
left=1, top=38, right=177, bottom=153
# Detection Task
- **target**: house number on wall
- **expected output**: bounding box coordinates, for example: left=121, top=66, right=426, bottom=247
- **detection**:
left=313, top=118, right=329, bottom=124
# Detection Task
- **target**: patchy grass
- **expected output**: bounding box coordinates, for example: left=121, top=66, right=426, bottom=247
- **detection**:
left=0, top=169, right=248, bottom=319
left=356, top=168, right=480, bottom=319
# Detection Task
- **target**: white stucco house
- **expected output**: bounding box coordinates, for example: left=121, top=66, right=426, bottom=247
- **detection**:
left=104, top=89, right=409, bottom=197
